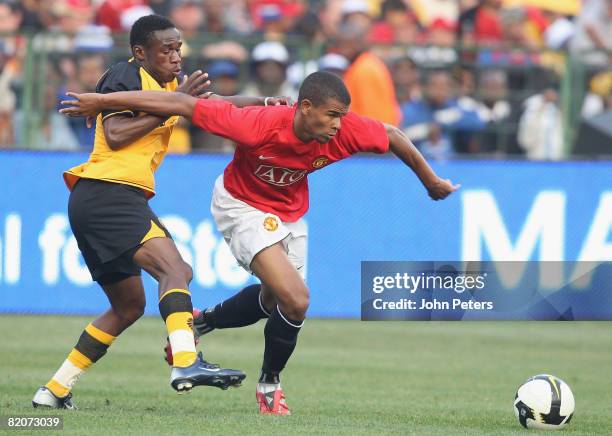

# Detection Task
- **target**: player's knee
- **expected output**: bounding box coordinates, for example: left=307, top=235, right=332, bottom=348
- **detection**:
left=161, top=260, right=192, bottom=284
left=280, top=285, right=309, bottom=320
left=293, top=294, right=310, bottom=320
left=181, top=261, right=193, bottom=284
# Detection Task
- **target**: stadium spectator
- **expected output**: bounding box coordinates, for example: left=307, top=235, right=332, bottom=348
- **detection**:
left=119, top=4, right=156, bottom=31
left=391, top=56, right=421, bottom=105
left=0, top=0, right=23, bottom=146
left=248, top=0, right=304, bottom=34
left=169, top=0, right=205, bottom=38
left=65, top=53, right=109, bottom=150
left=317, top=0, right=347, bottom=37
left=453, top=66, right=482, bottom=153
left=518, top=83, right=564, bottom=160
left=14, top=78, right=80, bottom=151
left=202, top=0, right=232, bottom=35
left=457, top=0, right=503, bottom=46
left=52, top=0, right=95, bottom=35
left=368, top=0, right=420, bottom=45
left=290, top=10, right=325, bottom=44
left=192, top=60, right=242, bottom=152
left=96, top=0, right=149, bottom=31
left=256, top=3, right=288, bottom=39
left=15, top=0, right=45, bottom=31
left=339, top=0, right=373, bottom=30
left=201, top=40, right=249, bottom=64
left=207, top=59, right=242, bottom=96
left=286, top=11, right=324, bottom=87
left=335, top=22, right=401, bottom=125
left=499, top=7, right=541, bottom=49
left=0, top=44, right=17, bottom=147
left=427, top=17, right=457, bottom=47
left=148, top=0, right=172, bottom=16
left=196, top=0, right=255, bottom=36
left=0, top=0, right=22, bottom=36
left=408, top=0, right=460, bottom=26
left=543, top=11, right=575, bottom=50
left=581, top=69, right=612, bottom=119
left=407, top=18, right=458, bottom=66
left=243, top=41, right=297, bottom=100
left=570, top=0, right=612, bottom=65
left=221, top=0, right=255, bottom=35
left=401, top=70, right=486, bottom=159
left=73, top=25, right=115, bottom=52
left=456, top=66, right=476, bottom=99
left=317, top=53, right=349, bottom=76
left=472, top=69, right=518, bottom=153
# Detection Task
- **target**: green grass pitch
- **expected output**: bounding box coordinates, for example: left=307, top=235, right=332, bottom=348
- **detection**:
left=1, top=315, right=611, bottom=435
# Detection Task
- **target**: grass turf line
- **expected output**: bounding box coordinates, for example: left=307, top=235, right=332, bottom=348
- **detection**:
left=1, top=315, right=610, bottom=435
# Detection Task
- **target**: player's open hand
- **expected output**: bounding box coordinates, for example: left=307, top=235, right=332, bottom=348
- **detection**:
left=426, top=177, right=461, bottom=200
left=176, top=70, right=211, bottom=98
left=266, top=96, right=294, bottom=106
left=59, top=92, right=104, bottom=128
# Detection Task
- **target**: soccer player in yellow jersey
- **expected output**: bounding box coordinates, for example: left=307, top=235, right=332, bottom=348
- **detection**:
left=32, top=15, right=287, bottom=409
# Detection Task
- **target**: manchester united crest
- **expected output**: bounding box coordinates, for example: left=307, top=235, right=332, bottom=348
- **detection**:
left=312, top=156, right=329, bottom=169
left=263, top=216, right=279, bottom=231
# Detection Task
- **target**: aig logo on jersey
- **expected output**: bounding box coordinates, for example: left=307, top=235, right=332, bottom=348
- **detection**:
left=254, top=165, right=308, bottom=186
left=312, top=156, right=329, bottom=169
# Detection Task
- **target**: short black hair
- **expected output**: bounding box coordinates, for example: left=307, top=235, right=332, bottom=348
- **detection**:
left=298, top=71, right=351, bottom=107
left=129, top=14, right=176, bottom=48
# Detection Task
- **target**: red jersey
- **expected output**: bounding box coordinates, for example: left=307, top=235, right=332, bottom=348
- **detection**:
left=192, top=99, right=389, bottom=222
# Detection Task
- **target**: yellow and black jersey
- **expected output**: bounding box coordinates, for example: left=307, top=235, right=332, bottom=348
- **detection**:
left=63, top=59, right=179, bottom=197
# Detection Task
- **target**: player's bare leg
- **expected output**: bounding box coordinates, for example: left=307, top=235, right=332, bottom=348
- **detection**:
left=33, top=276, right=145, bottom=409
left=95, top=276, right=147, bottom=335
left=250, top=242, right=309, bottom=415
left=133, top=237, right=245, bottom=392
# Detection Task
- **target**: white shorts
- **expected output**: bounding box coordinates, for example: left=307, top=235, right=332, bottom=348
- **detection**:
left=211, top=175, right=308, bottom=279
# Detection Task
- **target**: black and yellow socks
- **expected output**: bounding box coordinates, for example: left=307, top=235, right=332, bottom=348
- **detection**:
left=45, top=323, right=116, bottom=398
left=159, top=288, right=197, bottom=368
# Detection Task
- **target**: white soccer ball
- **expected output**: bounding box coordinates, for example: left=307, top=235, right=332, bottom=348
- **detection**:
left=513, top=374, right=575, bottom=430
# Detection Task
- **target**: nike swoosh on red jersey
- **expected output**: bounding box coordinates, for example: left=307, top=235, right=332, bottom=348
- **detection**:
left=258, top=155, right=277, bottom=160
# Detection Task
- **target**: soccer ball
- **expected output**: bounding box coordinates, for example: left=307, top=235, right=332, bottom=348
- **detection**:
left=513, top=374, right=575, bottom=430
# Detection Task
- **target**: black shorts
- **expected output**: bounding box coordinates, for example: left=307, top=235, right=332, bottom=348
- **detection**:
left=68, top=178, right=171, bottom=284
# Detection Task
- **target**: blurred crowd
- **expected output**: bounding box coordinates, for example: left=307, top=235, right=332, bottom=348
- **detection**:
left=0, top=0, right=611, bottom=159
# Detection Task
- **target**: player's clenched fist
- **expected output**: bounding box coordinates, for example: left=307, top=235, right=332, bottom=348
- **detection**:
left=426, top=178, right=461, bottom=200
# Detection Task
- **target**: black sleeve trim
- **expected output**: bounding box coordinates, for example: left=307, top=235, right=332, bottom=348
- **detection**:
left=101, top=110, right=136, bottom=122
left=96, top=61, right=142, bottom=119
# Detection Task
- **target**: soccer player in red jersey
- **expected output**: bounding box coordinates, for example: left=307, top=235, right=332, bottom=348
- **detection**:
left=60, top=71, right=460, bottom=415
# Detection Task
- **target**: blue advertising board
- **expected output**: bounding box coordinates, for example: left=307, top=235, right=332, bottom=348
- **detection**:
left=1, top=151, right=610, bottom=317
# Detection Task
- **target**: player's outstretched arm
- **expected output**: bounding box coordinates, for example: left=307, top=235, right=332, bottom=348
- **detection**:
left=60, top=70, right=210, bottom=121
left=206, top=94, right=293, bottom=108
left=385, top=123, right=460, bottom=200
left=60, top=90, right=197, bottom=120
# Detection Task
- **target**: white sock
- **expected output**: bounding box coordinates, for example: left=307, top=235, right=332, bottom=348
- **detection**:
left=257, top=382, right=281, bottom=394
